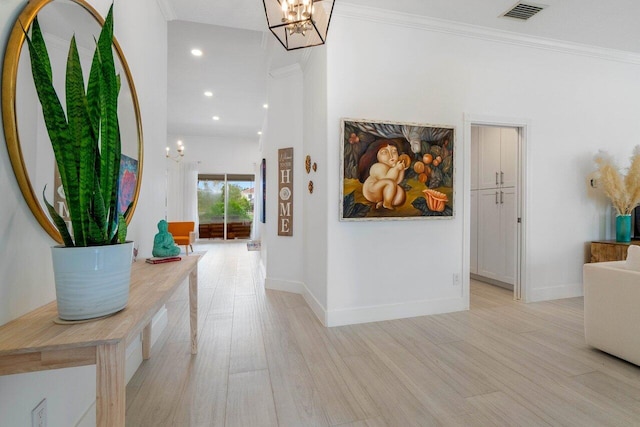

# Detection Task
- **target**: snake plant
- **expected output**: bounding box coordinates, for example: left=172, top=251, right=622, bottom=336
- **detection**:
left=24, top=5, right=128, bottom=246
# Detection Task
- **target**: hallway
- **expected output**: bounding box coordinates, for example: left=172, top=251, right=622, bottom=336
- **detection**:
left=125, top=242, right=640, bottom=426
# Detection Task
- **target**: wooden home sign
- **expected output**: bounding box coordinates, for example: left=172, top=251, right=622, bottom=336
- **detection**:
left=278, top=148, right=294, bottom=236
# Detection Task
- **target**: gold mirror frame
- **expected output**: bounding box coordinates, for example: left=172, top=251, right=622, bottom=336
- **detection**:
left=2, top=0, right=144, bottom=243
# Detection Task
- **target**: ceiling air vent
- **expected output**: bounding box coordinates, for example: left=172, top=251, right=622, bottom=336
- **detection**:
left=501, top=2, right=547, bottom=20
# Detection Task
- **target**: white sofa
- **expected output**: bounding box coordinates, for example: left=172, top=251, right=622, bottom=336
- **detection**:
left=583, top=260, right=640, bottom=366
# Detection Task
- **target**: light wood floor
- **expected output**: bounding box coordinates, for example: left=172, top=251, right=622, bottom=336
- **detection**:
left=126, top=242, right=640, bottom=426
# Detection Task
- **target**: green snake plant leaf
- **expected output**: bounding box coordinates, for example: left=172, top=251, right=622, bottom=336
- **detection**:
left=87, top=178, right=108, bottom=245
left=25, top=4, right=127, bottom=246
left=28, top=18, right=52, bottom=83
left=94, top=5, right=121, bottom=238
left=117, top=214, right=127, bottom=244
left=42, top=188, right=74, bottom=247
left=87, top=42, right=101, bottom=145
left=65, top=36, right=95, bottom=246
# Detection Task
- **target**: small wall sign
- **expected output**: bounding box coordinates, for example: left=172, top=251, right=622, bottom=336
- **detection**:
left=278, top=148, right=294, bottom=236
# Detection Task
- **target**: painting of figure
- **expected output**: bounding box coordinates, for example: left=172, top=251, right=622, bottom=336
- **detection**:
left=341, top=118, right=455, bottom=221
left=118, top=154, right=138, bottom=215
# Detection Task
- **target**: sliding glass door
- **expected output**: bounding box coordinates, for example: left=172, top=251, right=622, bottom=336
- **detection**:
left=198, top=174, right=254, bottom=240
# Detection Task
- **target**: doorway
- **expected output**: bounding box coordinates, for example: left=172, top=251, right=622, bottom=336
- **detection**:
left=465, top=116, right=527, bottom=304
left=198, top=174, right=255, bottom=240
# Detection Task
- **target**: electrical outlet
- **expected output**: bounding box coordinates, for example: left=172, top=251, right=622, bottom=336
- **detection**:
left=32, top=398, right=47, bottom=427
left=452, top=273, right=460, bottom=286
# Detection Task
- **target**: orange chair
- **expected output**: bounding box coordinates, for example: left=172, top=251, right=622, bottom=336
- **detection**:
left=167, top=221, right=196, bottom=255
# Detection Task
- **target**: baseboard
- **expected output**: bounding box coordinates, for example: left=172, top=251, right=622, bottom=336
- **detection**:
left=471, top=273, right=514, bottom=291
left=74, top=306, right=169, bottom=427
left=326, top=296, right=467, bottom=327
left=265, top=277, right=306, bottom=293
left=301, top=287, right=328, bottom=326
left=528, top=282, right=584, bottom=302
left=76, top=401, right=95, bottom=427
left=264, top=277, right=329, bottom=326
left=258, top=259, right=266, bottom=282
left=151, top=305, right=169, bottom=348
left=125, top=336, right=143, bottom=384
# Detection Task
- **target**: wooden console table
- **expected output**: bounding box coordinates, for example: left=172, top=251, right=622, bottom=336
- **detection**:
left=590, top=240, right=640, bottom=262
left=0, top=254, right=201, bottom=426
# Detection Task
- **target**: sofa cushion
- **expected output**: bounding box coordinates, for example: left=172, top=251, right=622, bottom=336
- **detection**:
left=626, top=244, right=640, bottom=271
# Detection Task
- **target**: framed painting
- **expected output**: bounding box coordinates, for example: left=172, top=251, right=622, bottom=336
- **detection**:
left=340, top=118, right=455, bottom=221
left=118, top=154, right=138, bottom=215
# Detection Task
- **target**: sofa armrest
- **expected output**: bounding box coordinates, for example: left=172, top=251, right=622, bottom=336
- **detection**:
left=583, top=261, right=640, bottom=365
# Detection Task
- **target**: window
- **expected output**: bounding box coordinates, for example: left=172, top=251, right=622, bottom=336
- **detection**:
left=198, top=174, right=255, bottom=240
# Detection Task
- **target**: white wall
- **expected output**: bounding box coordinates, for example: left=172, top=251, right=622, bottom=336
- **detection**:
left=322, top=8, right=640, bottom=325
left=302, top=48, right=329, bottom=320
left=169, top=133, right=261, bottom=175
left=0, top=0, right=168, bottom=425
left=261, top=67, right=306, bottom=293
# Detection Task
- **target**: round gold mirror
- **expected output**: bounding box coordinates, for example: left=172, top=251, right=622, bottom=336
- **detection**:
left=2, top=0, right=143, bottom=243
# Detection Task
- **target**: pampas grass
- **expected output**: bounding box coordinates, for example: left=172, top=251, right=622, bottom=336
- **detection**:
left=594, top=146, right=640, bottom=215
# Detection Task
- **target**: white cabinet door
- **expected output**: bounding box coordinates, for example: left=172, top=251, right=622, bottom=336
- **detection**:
left=499, top=187, right=517, bottom=285
left=470, top=190, right=478, bottom=274
left=477, top=189, right=501, bottom=281
left=478, top=126, right=501, bottom=189
left=500, top=128, right=518, bottom=188
left=477, top=188, right=517, bottom=285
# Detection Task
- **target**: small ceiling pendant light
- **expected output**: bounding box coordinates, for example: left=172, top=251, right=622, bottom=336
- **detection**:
left=263, top=0, right=335, bottom=51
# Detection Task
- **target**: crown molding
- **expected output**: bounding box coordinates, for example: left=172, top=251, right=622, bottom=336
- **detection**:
left=335, top=3, right=640, bottom=65
left=155, top=0, right=177, bottom=21
left=269, top=63, right=302, bottom=79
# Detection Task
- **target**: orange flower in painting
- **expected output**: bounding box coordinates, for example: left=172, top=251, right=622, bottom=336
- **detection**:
left=422, top=188, right=448, bottom=212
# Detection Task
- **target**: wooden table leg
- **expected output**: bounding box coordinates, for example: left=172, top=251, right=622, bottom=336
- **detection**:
left=142, top=323, right=152, bottom=360
left=189, top=267, right=198, bottom=354
left=96, top=341, right=126, bottom=427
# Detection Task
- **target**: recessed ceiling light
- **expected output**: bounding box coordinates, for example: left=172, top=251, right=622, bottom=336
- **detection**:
left=204, top=91, right=213, bottom=97
left=212, top=116, right=220, bottom=121
left=257, top=131, right=262, bottom=135
left=191, top=48, right=203, bottom=57
left=263, top=104, right=269, bottom=109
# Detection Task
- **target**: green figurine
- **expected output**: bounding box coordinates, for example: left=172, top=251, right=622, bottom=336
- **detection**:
left=152, top=220, right=181, bottom=257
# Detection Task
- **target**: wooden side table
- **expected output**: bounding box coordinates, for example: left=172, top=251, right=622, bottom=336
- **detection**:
left=590, top=240, right=640, bottom=262
left=0, top=254, right=201, bottom=426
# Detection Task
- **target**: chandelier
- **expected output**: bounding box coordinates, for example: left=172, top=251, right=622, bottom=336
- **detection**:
left=263, top=0, right=335, bottom=51
left=166, top=140, right=185, bottom=162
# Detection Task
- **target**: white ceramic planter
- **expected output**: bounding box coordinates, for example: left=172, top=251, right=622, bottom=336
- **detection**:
left=51, top=242, right=133, bottom=320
